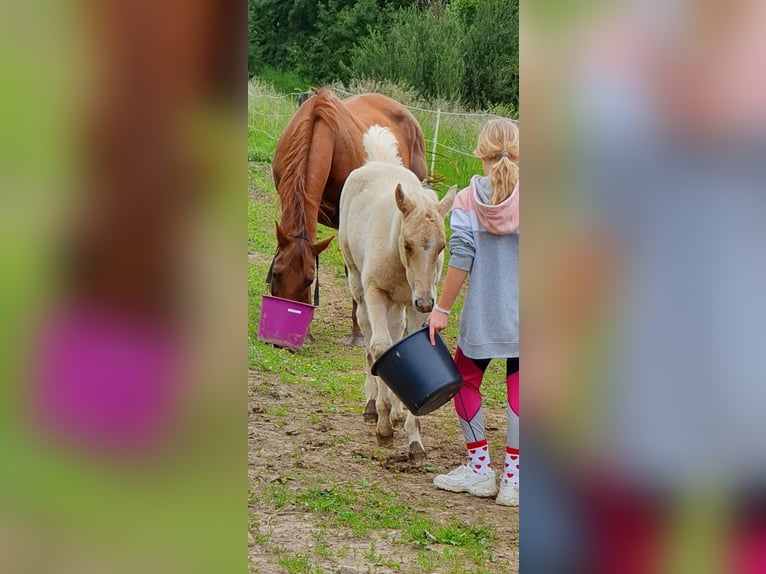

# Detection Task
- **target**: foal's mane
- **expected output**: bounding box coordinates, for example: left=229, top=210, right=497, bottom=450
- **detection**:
left=277, top=88, right=342, bottom=241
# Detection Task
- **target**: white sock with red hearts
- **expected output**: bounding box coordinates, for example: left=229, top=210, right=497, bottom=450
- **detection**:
left=466, top=439, right=492, bottom=475
left=503, top=446, right=519, bottom=487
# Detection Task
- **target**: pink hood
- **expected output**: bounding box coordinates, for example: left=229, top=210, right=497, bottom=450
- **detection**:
left=453, top=175, right=519, bottom=235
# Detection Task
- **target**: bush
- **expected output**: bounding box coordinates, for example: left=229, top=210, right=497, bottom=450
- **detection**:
left=462, top=0, right=518, bottom=109
left=249, top=0, right=518, bottom=109
left=350, top=7, right=465, bottom=102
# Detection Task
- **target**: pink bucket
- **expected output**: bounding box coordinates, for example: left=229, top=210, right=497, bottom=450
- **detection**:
left=257, top=295, right=316, bottom=349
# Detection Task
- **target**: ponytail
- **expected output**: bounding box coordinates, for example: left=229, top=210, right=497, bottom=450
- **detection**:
left=489, top=156, right=519, bottom=205
left=475, top=119, right=519, bottom=205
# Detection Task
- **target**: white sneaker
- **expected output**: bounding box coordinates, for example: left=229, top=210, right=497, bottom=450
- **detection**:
left=433, top=464, right=498, bottom=498
left=495, top=481, right=519, bottom=507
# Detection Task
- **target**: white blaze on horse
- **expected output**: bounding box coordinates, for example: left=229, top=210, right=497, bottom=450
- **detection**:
left=339, top=125, right=456, bottom=462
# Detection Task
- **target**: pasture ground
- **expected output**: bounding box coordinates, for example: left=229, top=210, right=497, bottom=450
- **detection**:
left=249, top=163, right=518, bottom=573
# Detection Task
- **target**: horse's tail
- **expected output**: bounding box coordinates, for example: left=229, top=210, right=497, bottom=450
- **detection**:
left=363, top=125, right=403, bottom=166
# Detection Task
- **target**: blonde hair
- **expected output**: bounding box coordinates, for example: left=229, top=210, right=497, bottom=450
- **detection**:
left=475, top=119, right=519, bottom=205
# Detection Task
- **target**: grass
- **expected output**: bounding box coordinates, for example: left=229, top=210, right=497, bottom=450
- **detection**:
left=260, top=482, right=291, bottom=510
left=277, top=552, right=322, bottom=574
left=295, top=482, right=498, bottom=567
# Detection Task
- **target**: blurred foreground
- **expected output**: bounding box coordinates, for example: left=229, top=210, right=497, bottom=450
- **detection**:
left=522, top=0, right=766, bottom=572
left=0, top=1, right=245, bottom=572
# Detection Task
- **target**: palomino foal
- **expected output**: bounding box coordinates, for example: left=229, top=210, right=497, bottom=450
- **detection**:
left=339, top=126, right=456, bottom=463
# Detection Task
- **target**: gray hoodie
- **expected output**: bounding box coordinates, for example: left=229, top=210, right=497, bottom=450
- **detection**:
left=449, top=175, right=519, bottom=359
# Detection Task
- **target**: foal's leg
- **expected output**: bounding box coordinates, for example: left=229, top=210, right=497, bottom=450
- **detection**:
left=356, top=303, right=378, bottom=424
left=403, top=305, right=428, bottom=462
left=343, top=266, right=365, bottom=347
left=347, top=270, right=378, bottom=424
left=386, top=305, right=407, bottom=428
left=406, top=305, right=429, bottom=336
left=381, top=305, right=407, bottom=426
left=365, top=288, right=395, bottom=446
left=404, top=411, right=426, bottom=464
left=366, top=288, right=394, bottom=362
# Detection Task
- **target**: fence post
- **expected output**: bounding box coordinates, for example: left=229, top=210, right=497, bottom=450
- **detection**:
left=430, top=107, right=441, bottom=177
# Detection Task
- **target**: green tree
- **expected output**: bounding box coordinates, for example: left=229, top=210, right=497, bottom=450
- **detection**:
left=303, top=0, right=390, bottom=84
left=461, top=0, right=518, bottom=108
left=249, top=0, right=519, bottom=110
left=350, top=7, right=465, bottom=101
left=249, top=0, right=318, bottom=74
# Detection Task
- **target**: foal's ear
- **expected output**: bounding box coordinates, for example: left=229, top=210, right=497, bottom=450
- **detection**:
left=394, top=184, right=414, bottom=216
left=437, top=185, right=458, bottom=218
left=313, top=236, right=334, bottom=256
left=275, top=222, right=289, bottom=247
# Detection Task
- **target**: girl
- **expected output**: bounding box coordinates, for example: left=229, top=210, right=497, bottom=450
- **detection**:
left=428, top=118, right=519, bottom=506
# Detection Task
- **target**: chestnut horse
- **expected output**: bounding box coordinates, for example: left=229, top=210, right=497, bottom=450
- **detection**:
left=269, top=88, right=428, bottom=346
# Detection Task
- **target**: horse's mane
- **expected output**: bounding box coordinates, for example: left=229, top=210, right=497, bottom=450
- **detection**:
left=277, top=88, right=342, bottom=238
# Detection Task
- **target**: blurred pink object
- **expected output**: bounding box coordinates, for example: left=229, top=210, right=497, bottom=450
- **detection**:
left=30, top=307, right=181, bottom=457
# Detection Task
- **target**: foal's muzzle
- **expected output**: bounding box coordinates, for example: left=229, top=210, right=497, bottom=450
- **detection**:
left=414, top=296, right=434, bottom=313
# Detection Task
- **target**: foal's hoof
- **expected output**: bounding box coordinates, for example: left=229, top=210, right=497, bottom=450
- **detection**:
left=408, top=442, right=427, bottom=465
left=363, top=400, right=378, bottom=424
left=343, top=332, right=365, bottom=347
left=376, top=433, right=394, bottom=448
left=391, top=409, right=406, bottom=428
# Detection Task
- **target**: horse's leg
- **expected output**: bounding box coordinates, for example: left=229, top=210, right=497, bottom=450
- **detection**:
left=404, top=411, right=426, bottom=465
left=366, top=288, right=394, bottom=361
left=343, top=266, right=365, bottom=347
left=346, top=268, right=377, bottom=423
left=366, top=288, right=394, bottom=446
left=387, top=305, right=407, bottom=428
left=363, top=350, right=378, bottom=424
left=406, top=305, right=429, bottom=336
left=402, top=305, right=427, bottom=462
left=355, top=302, right=378, bottom=424
left=376, top=384, right=394, bottom=448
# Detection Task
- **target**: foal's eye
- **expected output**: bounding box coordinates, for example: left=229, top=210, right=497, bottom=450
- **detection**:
left=404, top=242, right=413, bottom=254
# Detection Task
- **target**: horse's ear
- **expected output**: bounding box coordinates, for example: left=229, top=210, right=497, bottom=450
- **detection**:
left=437, top=185, right=458, bottom=218
left=275, top=222, right=289, bottom=248
left=394, top=184, right=414, bottom=216
left=313, top=236, right=334, bottom=256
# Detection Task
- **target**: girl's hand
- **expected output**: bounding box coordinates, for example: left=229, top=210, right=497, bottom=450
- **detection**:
left=427, top=310, right=449, bottom=345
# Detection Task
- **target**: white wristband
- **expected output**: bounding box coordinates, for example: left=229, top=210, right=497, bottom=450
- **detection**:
left=434, top=305, right=451, bottom=315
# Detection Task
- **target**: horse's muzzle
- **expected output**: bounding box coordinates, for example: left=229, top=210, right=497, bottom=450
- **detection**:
left=414, top=297, right=434, bottom=313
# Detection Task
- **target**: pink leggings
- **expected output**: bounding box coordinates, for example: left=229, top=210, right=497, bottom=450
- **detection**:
left=453, top=346, right=519, bottom=446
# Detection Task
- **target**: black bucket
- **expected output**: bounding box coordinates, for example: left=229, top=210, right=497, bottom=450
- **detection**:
left=371, top=326, right=463, bottom=416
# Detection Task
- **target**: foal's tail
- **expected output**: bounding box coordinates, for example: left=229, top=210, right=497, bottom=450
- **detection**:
left=363, top=125, right=404, bottom=166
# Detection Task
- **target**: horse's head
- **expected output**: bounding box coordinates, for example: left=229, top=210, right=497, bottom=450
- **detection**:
left=269, top=222, right=333, bottom=304
left=395, top=184, right=457, bottom=313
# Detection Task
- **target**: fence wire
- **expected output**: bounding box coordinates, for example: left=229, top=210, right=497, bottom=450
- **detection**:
left=248, top=86, right=517, bottom=177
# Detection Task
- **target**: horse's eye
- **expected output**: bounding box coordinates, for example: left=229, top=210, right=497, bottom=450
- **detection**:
left=303, top=279, right=314, bottom=287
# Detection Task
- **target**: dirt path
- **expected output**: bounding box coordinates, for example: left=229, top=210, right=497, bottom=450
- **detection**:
left=249, top=163, right=518, bottom=573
